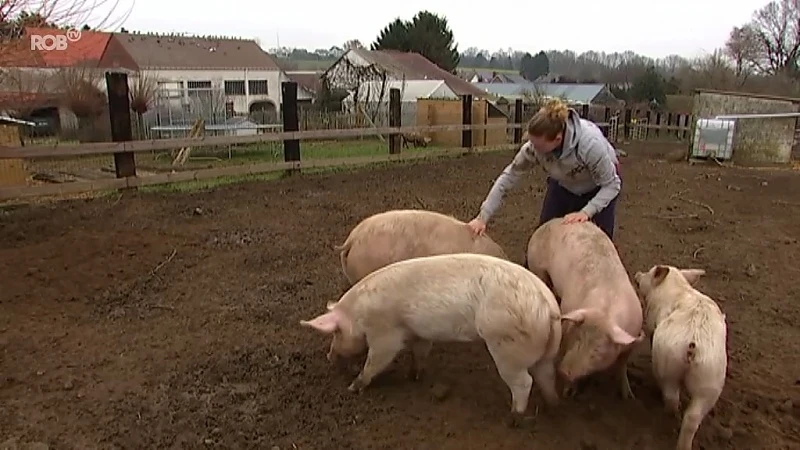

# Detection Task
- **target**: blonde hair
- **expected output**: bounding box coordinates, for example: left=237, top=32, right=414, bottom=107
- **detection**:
left=527, top=98, right=569, bottom=140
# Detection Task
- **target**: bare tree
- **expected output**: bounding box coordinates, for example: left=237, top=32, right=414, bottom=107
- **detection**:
left=55, top=65, right=107, bottom=141
left=730, top=0, right=800, bottom=76
left=128, top=71, right=158, bottom=139
left=343, top=39, right=363, bottom=50
left=725, top=26, right=760, bottom=79
left=0, top=67, right=53, bottom=116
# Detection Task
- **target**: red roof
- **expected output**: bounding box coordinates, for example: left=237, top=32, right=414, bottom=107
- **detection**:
left=286, top=72, right=322, bottom=94
left=0, top=92, right=60, bottom=110
left=1, top=27, right=112, bottom=68
left=352, top=49, right=485, bottom=97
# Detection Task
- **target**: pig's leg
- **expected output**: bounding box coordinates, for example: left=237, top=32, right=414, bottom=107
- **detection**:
left=348, top=332, right=406, bottom=393
left=408, top=339, right=433, bottom=381
left=676, top=392, right=718, bottom=450
left=652, top=348, right=685, bottom=419
left=485, top=340, right=537, bottom=425
left=613, top=348, right=636, bottom=400
left=531, top=359, right=559, bottom=406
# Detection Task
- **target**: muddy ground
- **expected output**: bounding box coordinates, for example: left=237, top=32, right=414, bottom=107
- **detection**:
left=1, top=142, right=799, bottom=449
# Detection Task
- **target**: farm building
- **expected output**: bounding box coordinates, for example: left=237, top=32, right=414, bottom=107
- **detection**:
left=0, top=28, right=138, bottom=139
left=322, top=48, right=486, bottom=99
left=473, top=81, right=620, bottom=106
left=342, top=79, right=459, bottom=126
left=691, top=89, right=800, bottom=165
left=459, top=69, right=528, bottom=84
left=285, top=71, right=323, bottom=101
left=113, top=32, right=314, bottom=122
left=0, top=28, right=315, bottom=140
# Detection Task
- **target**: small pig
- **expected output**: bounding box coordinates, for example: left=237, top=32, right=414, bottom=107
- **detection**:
left=634, top=265, right=727, bottom=450
left=335, top=209, right=508, bottom=285
left=526, top=218, right=644, bottom=399
left=300, top=253, right=562, bottom=422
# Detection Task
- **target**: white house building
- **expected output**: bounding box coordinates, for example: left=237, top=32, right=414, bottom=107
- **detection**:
left=113, top=33, right=313, bottom=123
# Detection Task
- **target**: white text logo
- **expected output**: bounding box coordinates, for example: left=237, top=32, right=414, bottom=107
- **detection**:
left=30, top=28, right=82, bottom=51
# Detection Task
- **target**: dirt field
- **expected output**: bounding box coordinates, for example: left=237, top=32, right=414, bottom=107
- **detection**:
left=1, top=143, right=798, bottom=449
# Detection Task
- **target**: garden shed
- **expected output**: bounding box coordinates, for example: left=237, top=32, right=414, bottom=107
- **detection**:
left=692, top=89, right=800, bottom=165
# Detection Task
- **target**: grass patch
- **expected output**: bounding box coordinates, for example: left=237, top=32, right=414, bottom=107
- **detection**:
left=139, top=146, right=509, bottom=194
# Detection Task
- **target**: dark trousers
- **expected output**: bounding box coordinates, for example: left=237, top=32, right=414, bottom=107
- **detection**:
left=537, top=176, right=620, bottom=240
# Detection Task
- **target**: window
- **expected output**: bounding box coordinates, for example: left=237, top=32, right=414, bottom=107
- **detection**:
left=187, top=80, right=212, bottom=98
left=157, top=81, right=183, bottom=99
left=249, top=79, right=268, bottom=95
left=224, top=80, right=245, bottom=96
left=187, top=80, right=211, bottom=89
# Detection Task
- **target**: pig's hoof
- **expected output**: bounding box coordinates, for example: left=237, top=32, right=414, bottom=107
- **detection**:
left=347, top=378, right=367, bottom=393
left=407, top=367, right=425, bottom=381
left=506, top=412, right=535, bottom=429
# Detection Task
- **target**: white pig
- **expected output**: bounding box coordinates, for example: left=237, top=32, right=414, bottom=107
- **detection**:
left=335, top=209, right=508, bottom=285
left=300, top=253, right=562, bottom=421
left=634, top=265, right=727, bottom=450
left=526, top=218, right=644, bottom=399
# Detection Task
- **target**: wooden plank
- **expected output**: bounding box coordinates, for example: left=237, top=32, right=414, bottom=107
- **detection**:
left=0, top=123, right=526, bottom=159
left=0, top=145, right=517, bottom=201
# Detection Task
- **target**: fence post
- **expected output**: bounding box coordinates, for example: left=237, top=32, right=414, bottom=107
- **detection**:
left=604, top=107, right=610, bottom=122
left=388, top=88, right=401, bottom=154
left=581, top=104, right=589, bottom=118
left=623, top=109, right=632, bottom=141
left=514, top=98, right=523, bottom=143
left=105, top=72, right=136, bottom=184
left=461, top=94, right=472, bottom=150
left=281, top=81, right=300, bottom=174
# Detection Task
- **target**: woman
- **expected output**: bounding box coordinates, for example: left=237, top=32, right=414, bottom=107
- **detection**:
left=468, top=99, right=621, bottom=240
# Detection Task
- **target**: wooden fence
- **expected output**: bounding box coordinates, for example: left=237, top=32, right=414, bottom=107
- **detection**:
left=0, top=73, right=695, bottom=201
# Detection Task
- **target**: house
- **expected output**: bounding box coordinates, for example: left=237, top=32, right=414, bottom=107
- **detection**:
left=473, top=81, right=620, bottom=106
left=323, top=48, right=486, bottom=99
left=0, top=27, right=138, bottom=135
left=111, top=32, right=296, bottom=120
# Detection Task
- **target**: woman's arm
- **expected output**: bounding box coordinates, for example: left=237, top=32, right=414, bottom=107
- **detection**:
left=578, top=137, right=621, bottom=218
left=477, top=142, right=538, bottom=223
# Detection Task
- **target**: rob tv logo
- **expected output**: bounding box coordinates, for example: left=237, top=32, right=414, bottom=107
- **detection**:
left=30, top=28, right=82, bottom=51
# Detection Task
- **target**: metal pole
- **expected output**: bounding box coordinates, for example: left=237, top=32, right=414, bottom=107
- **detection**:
left=714, top=112, right=800, bottom=119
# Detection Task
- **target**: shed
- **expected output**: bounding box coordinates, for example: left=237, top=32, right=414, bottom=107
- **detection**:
left=416, top=98, right=510, bottom=147
left=343, top=80, right=459, bottom=126
left=0, top=115, right=33, bottom=187
left=692, top=89, right=800, bottom=165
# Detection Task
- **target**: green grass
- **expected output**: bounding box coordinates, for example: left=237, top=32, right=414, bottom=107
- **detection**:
left=139, top=144, right=481, bottom=194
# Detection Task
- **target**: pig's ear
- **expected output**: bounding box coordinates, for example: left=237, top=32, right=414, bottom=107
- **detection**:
left=561, top=308, right=589, bottom=324
left=607, top=324, right=639, bottom=345
left=679, top=269, right=706, bottom=285
left=652, top=265, right=670, bottom=286
left=300, top=310, right=341, bottom=334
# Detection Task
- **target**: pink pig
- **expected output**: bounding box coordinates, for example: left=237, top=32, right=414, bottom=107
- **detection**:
left=301, top=253, right=562, bottom=423
left=526, top=218, right=644, bottom=399
left=335, top=209, right=508, bottom=285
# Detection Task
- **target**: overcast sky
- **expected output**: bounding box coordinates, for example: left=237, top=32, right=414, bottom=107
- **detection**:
left=96, top=0, right=769, bottom=59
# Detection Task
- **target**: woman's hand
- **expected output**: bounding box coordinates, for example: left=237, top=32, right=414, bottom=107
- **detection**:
left=562, top=212, right=589, bottom=224
left=468, top=218, right=487, bottom=236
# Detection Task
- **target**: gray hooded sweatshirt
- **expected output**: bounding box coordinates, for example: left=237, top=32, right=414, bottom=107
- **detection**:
left=478, top=108, right=620, bottom=223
